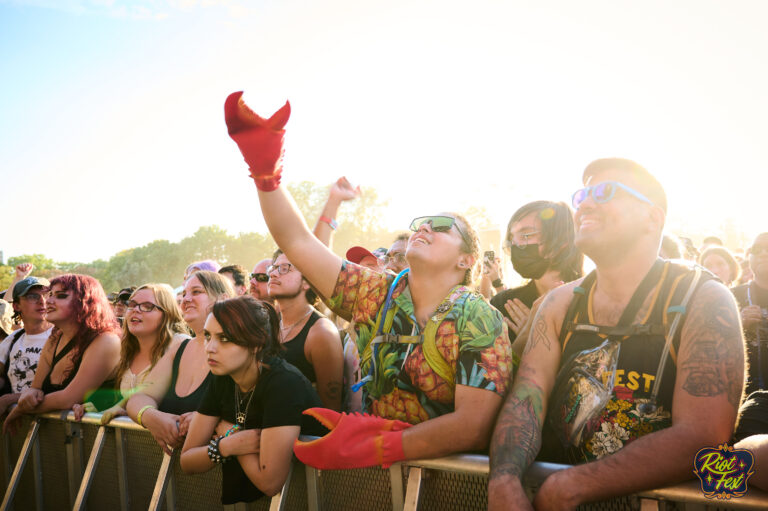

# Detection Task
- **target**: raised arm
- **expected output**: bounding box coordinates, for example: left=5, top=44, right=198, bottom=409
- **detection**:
left=2, top=263, right=33, bottom=302
left=312, top=177, right=360, bottom=248
left=488, top=290, right=565, bottom=511
left=225, top=92, right=342, bottom=299
left=531, top=279, right=744, bottom=509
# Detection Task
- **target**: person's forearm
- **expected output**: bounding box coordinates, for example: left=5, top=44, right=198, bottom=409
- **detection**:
left=313, top=196, right=343, bottom=248
left=402, top=407, right=495, bottom=460
left=126, top=393, right=159, bottom=421
left=238, top=452, right=288, bottom=496
left=560, top=422, right=730, bottom=505
left=489, top=372, right=545, bottom=483
left=258, top=187, right=314, bottom=255
left=180, top=445, right=215, bottom=474
left=30, top=389, right=81, bottom=414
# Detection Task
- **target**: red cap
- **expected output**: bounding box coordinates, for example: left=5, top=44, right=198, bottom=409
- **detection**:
left=346, top=246, right=377, bottom=264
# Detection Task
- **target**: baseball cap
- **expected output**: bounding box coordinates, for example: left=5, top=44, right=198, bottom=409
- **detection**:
left=116, top=287, right=136, bottom=302
left=12, top=277, right=51, bottom=302
left=346, top=246, right=377, bottom=264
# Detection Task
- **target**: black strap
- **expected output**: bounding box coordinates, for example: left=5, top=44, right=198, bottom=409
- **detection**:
left=2, top=329, right=25, bottom=368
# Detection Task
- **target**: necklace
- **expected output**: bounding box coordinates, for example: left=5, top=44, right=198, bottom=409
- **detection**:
left=279, top=308, right=313, bottom=341
left=235, top=383, right=257, bottom=426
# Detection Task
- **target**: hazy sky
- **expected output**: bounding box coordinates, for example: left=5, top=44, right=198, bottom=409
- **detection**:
left=1, top=0, right=766, bottom=263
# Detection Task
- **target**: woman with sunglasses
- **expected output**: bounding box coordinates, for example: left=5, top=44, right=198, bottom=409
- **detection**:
left=223, top=93, right=512, bottom=470
left=180, top=296, right=326, bottom=503
left=490, top=200, right=583, bottom=356
left=126, top=271, right=235, bottom=454
left=72, top=284, right=190, bottom=423
left=3, top=274, right=121, bottom=434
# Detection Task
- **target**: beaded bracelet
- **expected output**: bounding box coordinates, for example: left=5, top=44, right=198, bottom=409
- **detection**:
left=224, top=424, right=241, bottom=437
left=207, top=435, right=227, bottom=464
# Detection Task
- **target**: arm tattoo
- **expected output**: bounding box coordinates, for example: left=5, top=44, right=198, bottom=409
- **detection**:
left=523, top=298, right=553, bottom=355
left=680, top=283, right=745, bottom=407
left=325, top=381, right=343, bottom=400
left=489, top=367, right=545, bottom=481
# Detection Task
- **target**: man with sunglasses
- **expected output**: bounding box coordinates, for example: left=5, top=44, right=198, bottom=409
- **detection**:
left=732, top=233, right=768, bottom=394
left=249, top=259, right=273, bottom=303
left=224, top=94, right=512, bottom=470
left=489, top=158, right=744, bottom=510
left=0, top=275, right=53, bottom=417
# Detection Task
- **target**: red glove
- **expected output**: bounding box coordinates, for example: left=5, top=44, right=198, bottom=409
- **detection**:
left=293, top=408, right=412, bottom=470
left=224, top=91, right=291, bottom=191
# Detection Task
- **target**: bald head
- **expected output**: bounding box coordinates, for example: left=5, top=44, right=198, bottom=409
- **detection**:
left=250, top=259, right=273, bottom=302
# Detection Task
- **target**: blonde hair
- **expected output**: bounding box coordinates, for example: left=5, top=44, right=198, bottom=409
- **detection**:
left=115, top=283, right=189, bottom=386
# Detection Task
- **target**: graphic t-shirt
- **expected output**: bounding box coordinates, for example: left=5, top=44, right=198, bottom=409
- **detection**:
left=0, top=327, right=53, bottom=393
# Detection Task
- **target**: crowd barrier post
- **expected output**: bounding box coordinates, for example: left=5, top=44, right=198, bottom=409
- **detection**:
left=30, top=425, right=43, bottom=511
left=402, top=465, right=423, bottom=511
left=114, top=427, right=130, bottom=511
left=305, top=465, right=320, bottom=511
left=0, top=418, right=41, bottom=511
left=389, top=463, right=405, bottom=511
left=63, top=418, right=85, bottom=508
left=72, top=425, right=107, bottom=510
left=148, top=451, right=174, bottom=511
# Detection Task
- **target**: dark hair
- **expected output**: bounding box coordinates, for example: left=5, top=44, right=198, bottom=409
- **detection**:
left=47, top=274, right=119, bottom=364
left=219, top=265, right=248, bottom=288
left=271, top=249, right=318, bottom=305
left=507, top=201, right=584, bottom=282
left=582, top=158, right=668, bottom=214
left=699, top=246, right=741, bottom=285
left=393, top=232, right=410, bottom=243
left=660, top=234, right=684, bottom=260
left=211, top=296, right=282, bottom=362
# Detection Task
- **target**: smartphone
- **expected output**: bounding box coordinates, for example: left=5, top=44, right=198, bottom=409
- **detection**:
left=484, top=250, right=495, bottom=265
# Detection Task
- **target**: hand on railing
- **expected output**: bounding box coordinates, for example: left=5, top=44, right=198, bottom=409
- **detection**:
left=17, top=388, right=44, bottom=411
left=72, top=402, right=98, bottom=421
left=3, top=405, right=25, bottom=435
left=141, top=408, right=184, bottom=455
left=178, top=411, right=195, bottom=437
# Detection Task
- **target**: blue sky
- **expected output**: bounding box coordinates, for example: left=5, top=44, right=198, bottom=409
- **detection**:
left=1, top=0, right=767, bottom=264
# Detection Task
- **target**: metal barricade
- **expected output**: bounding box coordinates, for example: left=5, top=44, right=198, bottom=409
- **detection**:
left=3, top=412, right=768, bottom=510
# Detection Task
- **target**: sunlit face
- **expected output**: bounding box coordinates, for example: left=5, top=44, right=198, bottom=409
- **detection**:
left=126, top=289, right=164, bottom=338
left=14, top=285, right=48, bottom=323
left=749, top=234, right=768, bottom=280
left=221, top=271, right=247, bottom=296
left=702, top=253, right=732, bottom=285
left=385, top=239, right=409, bottom=273
left=573, top=170, right=656, bottom=259
left=203, top=313, right=253, bottom=376
left=181, top=275, right=214, bottom=332
left=45, top=283, right=76, bottom=324
left=267, top=254, right=307, bottom=300
left=406, top=215, right=467, bottom=270
left=250, top=260, right=270, bottom=301
left=508, top=212, right=544, bottom=252
left=358, top=255, right=379, bottom=270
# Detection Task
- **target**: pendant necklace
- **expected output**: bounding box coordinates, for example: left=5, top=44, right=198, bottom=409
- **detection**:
left=280, top=308, right=313, bottom=342
left=235, top=365, right=259, bottom=426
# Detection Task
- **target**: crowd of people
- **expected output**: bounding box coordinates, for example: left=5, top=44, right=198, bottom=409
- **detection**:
left=0, top=92, right=765, bottom=509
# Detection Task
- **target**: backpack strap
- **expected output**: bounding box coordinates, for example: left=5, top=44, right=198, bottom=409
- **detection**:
left=2, top=328, right=25, bottom=368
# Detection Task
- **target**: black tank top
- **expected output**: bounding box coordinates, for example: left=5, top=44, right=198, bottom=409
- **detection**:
left=541, top=260, right=708, bottom=464
left=281, top=311, right=322, bottom=383
left=41, top=335, right=119, bottom=410
left=158, top=338, right=213, bottom=415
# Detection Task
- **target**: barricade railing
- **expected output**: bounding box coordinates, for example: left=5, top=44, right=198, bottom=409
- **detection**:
left=3, top=410, right=768, bottom=510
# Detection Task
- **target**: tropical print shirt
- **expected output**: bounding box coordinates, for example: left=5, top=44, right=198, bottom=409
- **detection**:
left=325, top=261, right=513, bottom=424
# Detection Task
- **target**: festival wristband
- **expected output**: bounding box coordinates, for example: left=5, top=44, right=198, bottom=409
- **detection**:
left=319, top=216, right=338, bottom=230
left=136, top=405, right=157, bottom=427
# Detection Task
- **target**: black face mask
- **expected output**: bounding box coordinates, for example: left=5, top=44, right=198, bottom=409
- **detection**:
left=509, top=244, right=549, bottom=280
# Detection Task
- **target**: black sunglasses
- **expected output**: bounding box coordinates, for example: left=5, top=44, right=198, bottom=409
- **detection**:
left=250, top=273, right=269, bottom=283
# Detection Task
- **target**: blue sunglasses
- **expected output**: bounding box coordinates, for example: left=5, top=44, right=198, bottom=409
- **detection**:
left=572, top=181, right=654, bottom=209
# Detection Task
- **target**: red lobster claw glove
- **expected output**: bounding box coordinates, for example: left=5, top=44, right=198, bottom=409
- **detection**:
left=224, top=91, right=291, bottom=191
left=293, top=408, right=412, bottom=470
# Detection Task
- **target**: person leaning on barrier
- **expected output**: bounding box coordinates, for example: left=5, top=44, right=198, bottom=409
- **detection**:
left=180, top=296, right=327, bottom=503
left=72, top=284, right=189, bottom=424
left=3, top=274, right=122, bottom=434
left=0, top=276, right=53, bottom=416
left=223, top=92, right=513, bottom=470
left=126, top=271, right=235, bottom=454
left=488, top=158, right=745, bottom=510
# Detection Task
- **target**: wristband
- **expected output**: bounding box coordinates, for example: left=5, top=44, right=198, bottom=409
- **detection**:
left=136, top=405, right=156, bottom=427
left=319, top=216, right=338, bottom=230
left=492, top=278, right=504, bottom=289
left=207, top=435, right=228, bottom=464
left=224, top=424, right=241, bottom=437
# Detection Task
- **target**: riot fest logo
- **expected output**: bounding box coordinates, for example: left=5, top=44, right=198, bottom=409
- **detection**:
left=693, top=444, right=754, bottom=499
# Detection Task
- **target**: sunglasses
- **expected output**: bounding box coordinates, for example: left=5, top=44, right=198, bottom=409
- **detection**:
left=126, top=300, right=164, bottom=313
left=572, top=181, right=653, bottom=209
left=250, top=272, right=269, bottom=282
left=21, top=292, right=47, bottom=303
left=409, top=216, right=472, bottom=249
left=379, top=252, right=407, bottom=266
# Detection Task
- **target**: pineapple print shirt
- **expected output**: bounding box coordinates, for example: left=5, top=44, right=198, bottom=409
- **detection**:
left=326, top=261, right=513, bottom=424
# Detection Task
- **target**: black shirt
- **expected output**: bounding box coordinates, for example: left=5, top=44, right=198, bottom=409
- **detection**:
left=281, top=310, right=322, bottom=383
left=490, top=280, right=540, bottom=342
left=197, top=357, right=325, bottom=504
left=733, top=282, right=768, bottom=394
left=159, top=339, right=213, bottom=415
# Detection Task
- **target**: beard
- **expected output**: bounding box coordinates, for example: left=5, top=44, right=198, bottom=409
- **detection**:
left=269, top=282, right=305, bottom=300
